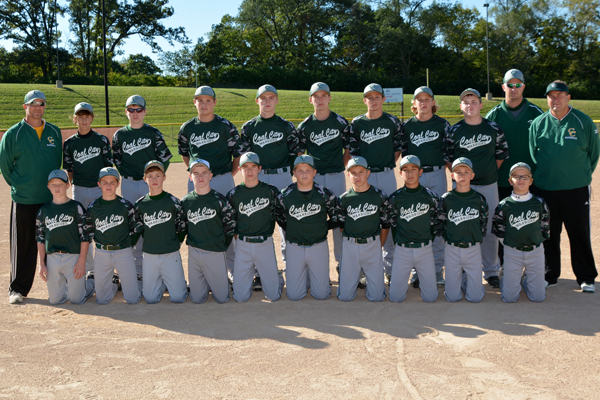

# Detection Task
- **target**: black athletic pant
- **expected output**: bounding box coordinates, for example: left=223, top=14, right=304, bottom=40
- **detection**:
left=534, top=186, right=597, bottom=285
left=9, top=202, right=43, bottom=296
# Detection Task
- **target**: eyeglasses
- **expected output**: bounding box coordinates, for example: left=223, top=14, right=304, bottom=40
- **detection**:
left=28, top=101, right=46, bottom=106
left=126, top=108, right=145, bottom=113
left=511, top=175, right=531, bottom=181
left=506, top=83, right=524, bottom=89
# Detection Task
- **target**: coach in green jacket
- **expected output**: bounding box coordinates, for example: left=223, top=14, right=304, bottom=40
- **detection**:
left=529, top=80, right=600, bottom=293
left=0, top=90, right=62, bottom=304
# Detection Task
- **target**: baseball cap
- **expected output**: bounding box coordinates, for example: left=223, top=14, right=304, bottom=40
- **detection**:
left=126, top=95, right=146, bottom=109
left=363, top=83, right=384, bottom=97
left=451, top=157, right=473, bottom=172
left=74, top=102, right=93, bottom=115
left=545, top=81, right=569, bottom=96
left=98, top=167, right=120, bottom=181
left=400, top=155, right=422, bottom=169
left=294, top=155, right=315, bottom=169
left=503, top=69, right=524, bottom=83
left=310, top=82, right=330, bottom=96
left=144, top=160, right=164, bottom=174
left=347, top=156, right=369, bottom=170
left=460, top=88, right=481, bottom=101
left=48, top=169, right=68, bottom=183
left=413, top=86, right=434, bottom=99
left=509, top=162, right=532, bottom=176
left=24, top=90, right=46, bottom=104
left=239, top=152, right=261, bottom=167
left=256, top=84, right=278, bottom=99
left=188, top=158, right=211, bottom=172
left=194, top=86, right=216, bottom=99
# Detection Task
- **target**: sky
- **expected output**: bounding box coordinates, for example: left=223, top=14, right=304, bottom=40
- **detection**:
left=0, top=0, right=488, bottom=64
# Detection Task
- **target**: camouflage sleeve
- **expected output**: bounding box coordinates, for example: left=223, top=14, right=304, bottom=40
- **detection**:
left=76, top=203, right=90, bottom=242
left=443, top=123, right=457, bottom=163
left=172, top=196, right=186, bottom=235
left=285, top=119, right=300, bottom=154
left=225, top=189, right=238, bottom=236
left=111, top=130, right=123, bottom=172
left=62, top=139, right=73, bottom=172
left=540, top=197, right=550, bottom=240
left=126, top=199, right=141, bottom=235
left=399, top=126, right=408, bottom=155
left=391, top=114, right=403, bottom=152
left=178, top=123, right=190, bottom=157
left=438, top=193, right=448, bottom=237
left=84, top=204, right=95, bottom=242
left=225, top=118, right=244, bottom=158
left=348, top=117, right=361, bottom=156
left=296, top=118, right=308, bottom=153
left=319, top=185, right=341, bottom=223
left=336, top=113, right=351, bottom=149
left=270, top=186, right=286, bottom=226
left=491, top=121, right=510, bottom=160
left=377, top=188, right=392, bottom=229
left=337, top=195, right=346, bottom=227
left=479, top=193, right=489, bottom=237
left=36, top=207, right=45, bottom=243
left=239, top=120, right=253, bottom=154
left=387, top=193, right=398, bottom=228
left=219, top=194, right=236, bottom=237
left=97, top=134, right=113, bottom=167
left=427, top=189, right=442, bottom=237
left=153, top=128, right=173, bottom=163
left=491, top=201, right=506, bottom=239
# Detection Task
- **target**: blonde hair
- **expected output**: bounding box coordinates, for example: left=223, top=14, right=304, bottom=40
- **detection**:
left=410, top=102, right=439, bottom=115
left=70, top=110, right=95, bottom=124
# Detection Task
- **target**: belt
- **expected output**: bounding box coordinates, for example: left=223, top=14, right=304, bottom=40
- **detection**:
left=51, top=250, right=69, bottom=254
left=288, top=239, right=326, bottom=247
left=344, top=235, right=379, bottom=244
left=122, top=176, right=143, bottom=181
left=513, top=244, right=541, bottom=252
left=422, top=165, right=444, bottom=173
left=448, top=242, right=477, bottom=248
left=399, top=240, right=430, bottom=248
left=318, top=171, right=343, bottom=176
left=370, top=167, right=393, bottom=173
left=262, top=166, right=290, bottom=175
left=96, top=243, right=130, bottom=251
left=238, top=235, right=268, bottom=243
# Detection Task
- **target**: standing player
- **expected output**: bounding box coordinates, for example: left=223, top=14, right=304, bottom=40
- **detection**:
left=349, top=83, right=402, bottom=281
left=443, top=88, right=509, bottom=288
left=296, top=82, right=351, bottom=273
left=226, top=152, right=285, bottom=302
left=281, top=155, right=341, bottom=301
left=529, top=80, right=599, bottom=292
left=401, top=86, right=451, bottom=287
left=112, top=95, right=173, bottom=277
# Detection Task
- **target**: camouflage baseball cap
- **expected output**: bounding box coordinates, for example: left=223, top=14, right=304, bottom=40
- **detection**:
left=240, top=152, right=261, bottom=167
left=310, top=82, right=330, bottom=96
left=545, top=81, right=569, bottom=96
left=460, top=88, right=481, bottom=101
left=98, top=167, right=120, bottom=181
left=144, top=160, right=164, bottom=174
left=188, top=158, right=212, bottom=172
left=413, top=86, right=434, bottom=99
left=451, top=157, right=473, bottom=172
left=256, top=84, right=278, bottom=99
left=294, top=155, right=315, bottom=169
left=363, top=83, right=384, bottom=97
left=74, top=102, right=93, bottom=115
left=24, top=90, right=46, bottom=104
left=347, top=156, right=369, bottom=170
left=503, top=69, right=524, bottom=83
left=194, top=86, right=216, bottom=99
left=48, top=169, right=68, bottom=183
left=400, top=155, right=422, bottom=169
left=126, top=95, right=146, bottom=109
left=509, top=162, right=532, bottom=176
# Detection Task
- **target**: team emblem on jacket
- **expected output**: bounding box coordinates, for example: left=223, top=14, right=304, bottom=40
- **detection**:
left=508, top=211, right=539, bottom=230
left=360, top=127, right=390, bottom=144
left=458, top=134, right=492, bottom=151
left=346, top=203, right=378, bottom=220
left=289, top=203, right=321, bottom=220
left=239, top=198, right=270, bottom=216
left=447, top=207, right=479, bottom=225
left=45, top=214, right=74, bottom=231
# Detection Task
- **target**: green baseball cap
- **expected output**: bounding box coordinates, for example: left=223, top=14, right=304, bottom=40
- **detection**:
left=400, top=155, right=422, bottom=169
left=98, top=167, right=120, bottom=181
left=24, top=90, right=46, bottom=104
left=363, top=83, right=384, bottom=97
left=294, top=155, right=315, bottom=169
left=545, top=81, right=569, bottom=96
left=413, top=86, right=434, bottom=99
left=310, top=82, right=330, bottom=96
left=509, top=162, right=532, bottom=176
left=256, top=84, right=278, bottom=99
left=347, top=156, right=369, bottom=170
left=48, top=169, right=68, bottom=183
left=194, top=86, right=216, bottom=99
left=126, top=95, right=146, bottom=109
left=460, top=88, right=481, bottom=101
left=188, top=158, right=211, bottom=172
left=503, top=69, right=524, bottom=83
left=240, top=152, right=261, bottom=167
left=451, top=157, right=473, bottom=172
left=144, top=160, right=164, bottom=174
left=74, top=102, right=94, bottom=115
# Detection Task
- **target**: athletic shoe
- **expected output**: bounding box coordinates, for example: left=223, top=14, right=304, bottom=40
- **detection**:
left=581, top=282, right=595, bottom=293
left=385, top=273, right=391, bottom=285
left=545, top=281, right=558, bottom=289
left=410, top=272, right=419, bottom=289
left=113, top=274, right=122, bottom=291
left=137, top=274, right=143, bottom=282
left=252, top=276, right=262, bottom=291
left=86, top=271, right=95, bottom=281
left=436, top=271, right=445, bottom=287
left=9, top=291, right=23, bottom=304
left=486, top=276, right=500, bottom=288
left=357, top=275, right=367, bottom=289
left=227, top=271, right=234, bottom=286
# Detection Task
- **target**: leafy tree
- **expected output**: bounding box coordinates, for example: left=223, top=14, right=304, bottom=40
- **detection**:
left=123, top=53, right=161, bottom=76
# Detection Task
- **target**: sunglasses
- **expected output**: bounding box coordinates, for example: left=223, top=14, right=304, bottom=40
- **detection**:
left=511, top=175, right=531, bottom=181
left=28, top=101, right=46, bottom=106
left=506, top=83, right=524, bottom=89
left=126, top=107, right=145, bottom=113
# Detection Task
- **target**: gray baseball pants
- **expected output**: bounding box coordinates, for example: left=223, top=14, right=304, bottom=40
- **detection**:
left=389, top=243, right=438, bottom=303
left=419, top=167, right=447, bottom=274
left=367, top=169, right=396, bottom=274
left=501, top=245, right=545, bottom=303
left=142, top=251, right=188, bottom=304
left=471, top=182, right=501, bottom=279
left=45, top=253, right=94, bottom=305
left=314, top=172, right=345, bottom=267
left=232, top=237, right=283, bottom=302
left=120, top=177, right=149, bottom=276
left=285, top=240, right=330, bottom=300
left=259, top=170, right=292, bottom=266
left=72, top=185, right=102, bottom=275
left=337, top=236, right=386, bottom=302
left=444, top=243, right=485, bottom=303
left=188, top=245, right=231, bottom=304
left=94, top=248, right=141, bottom=305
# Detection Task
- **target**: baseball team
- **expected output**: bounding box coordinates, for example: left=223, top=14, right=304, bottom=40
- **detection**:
left=2, top=68, right=598, bottom=306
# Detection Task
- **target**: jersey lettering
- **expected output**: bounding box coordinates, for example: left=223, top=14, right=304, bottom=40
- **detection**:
left=45, top=214, right=74, bottom=231
left=239, top=197, right=270, bottom=216
left=122, top=138, right=152, bottom=155
left=289, top=203, right=321, bottom=220
left=399, top=203, right=430, bottom=222
left=73, top=147, right=102, bottom=164
left=253, top=131, right=284, bottom=148
left=95, top=214, right=125, bottom=233
left=310, top=129, right=340, bottom=146
left=143, top=211, right=172, bottom=228
left=190, top=132, right=220, bottom=148
left=508, top=211, right=539, bottom=230
left=360, top=127, right=390, bottom=144
left=447, top=207, right=479, bottom=225
left=187, top=208, right=217, bottom=224
left=410, top=130, right=439, bottom=147
left=347, top=203, right=378, bottom=221
left=458, top=134, right=492, bottom=151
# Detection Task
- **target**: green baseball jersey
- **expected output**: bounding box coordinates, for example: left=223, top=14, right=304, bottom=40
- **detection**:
left=36, top=199, right=89, bottom=254
left=134, top=191, right=185, bottom=255
left=492, top=194, right=550, bottom=248
left=388, top=185, right=441, bottom=244
left=177, top=115, right=244, bottom=175
left=529, top=107, right=600, bottom=191
left=485, top=99, right=543, bottom=187
left=85, top=196, right=137, bottom=248
left=112, top=124, right=172, bottom=180
left=239, top=115, right=300, bottom=169
left=349, top=112, right=403, bottom=172
left=226, top=181, right=285, bottom=237
left=63, top=131, right=113, bottom=188
left=439, top=189, right=488, bottom=244
left=297, top=111, right=350, bottom=173
left=0, top=119, right=62, bottom=204
left=181, top=189, right=235, bottom=252
left=444, top=118, right=509, bottom=185
left=400, top=115, right=450, bottom=167
left=338, top=186, right=392, bottom=238
left=280, top=183, right=341, bottom=245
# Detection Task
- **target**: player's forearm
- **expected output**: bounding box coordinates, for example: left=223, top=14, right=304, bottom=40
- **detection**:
left=182, top=156, right=190, bottom=167
left=37, top=243, right=46, bottom=265
left=231, top=157, right=240, bottom=176
left=79, top=241, right=90, bottom=262
left=380, top=228, right=390, bottom=246
left=496, top=159, right=503, bottom=169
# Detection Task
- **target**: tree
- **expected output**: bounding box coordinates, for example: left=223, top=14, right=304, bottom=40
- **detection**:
left=158, top=45, right=199, bottom=86
left=123, top=53, right=161, bottom=76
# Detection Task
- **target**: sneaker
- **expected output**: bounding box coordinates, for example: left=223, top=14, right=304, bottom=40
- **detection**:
left=581, top=282, right=595, bottom=293
left=545, top=281, right=558, bottom=289
left=137, top=274, right=143, bottom=282
left=113, top=274, right=122, bottom=291
left=357, top=276, right=367, bottom=289
left=9, top=291, right=23, bottom=304
left=252, top=276, right=262, bottom=291
left=410, top=273, right=419, bottom=289
left=86, top=271, right=95, bottom=281
left=436, top=271, right=445, bottom=287
left=486, top=276, right=500, bottom=288
left=385, top=273, right=391, bottom=285
left=227, top=272, right=234, bottom=286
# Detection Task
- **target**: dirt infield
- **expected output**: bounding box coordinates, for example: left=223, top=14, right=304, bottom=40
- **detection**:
left=1, top=163, right=599, bottom=399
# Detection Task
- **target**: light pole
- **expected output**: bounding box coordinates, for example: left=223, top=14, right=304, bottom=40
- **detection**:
left=102, top=0, right=110, bottom=124
left=54, top=0, right=62, bottom=88
left=484, top=2, right=492, bottom=100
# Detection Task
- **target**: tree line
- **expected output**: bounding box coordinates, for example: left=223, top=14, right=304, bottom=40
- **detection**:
left=1, top=0, right=599, bottom=99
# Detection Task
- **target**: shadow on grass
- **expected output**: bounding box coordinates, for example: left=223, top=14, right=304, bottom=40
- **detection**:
left=223, top=91, right=248, bottom=98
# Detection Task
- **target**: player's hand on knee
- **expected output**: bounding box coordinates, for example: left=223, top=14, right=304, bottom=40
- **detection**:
left=39, top=264, right=48, bottom=282
left=73, top=261, right=85, bottom=280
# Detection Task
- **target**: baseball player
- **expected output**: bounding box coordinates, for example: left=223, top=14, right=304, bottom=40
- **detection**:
left=388, top=155, right=440, bottom=303
left=281, top=155, right=341, bottom=301
left=443, top=88, right=509, bottom=289
left=181, top=159, right=234, bottom=304
left=401, top=86, right=451, bottom=287
left=226, top=152, right=286, bottom=302
left=349, top=83, right=402, bottom=282
left=134, top=161, right=188, bottom=304
left=63, top=102, right=113, bottom=279
left=85, top=167, right=141, bottom=305
left=439, top=158, right=489, bottom=303
left=492, top=163, right=549, bottom=302
left=529, top=80, right=599, bottom=293
left=112, top=95, right=173, bottom=277
left=36, top=170, right=93, bottom=305
left=337, top=156, right=391, bottom=302
left=296, top=82, right=351, bottom=273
